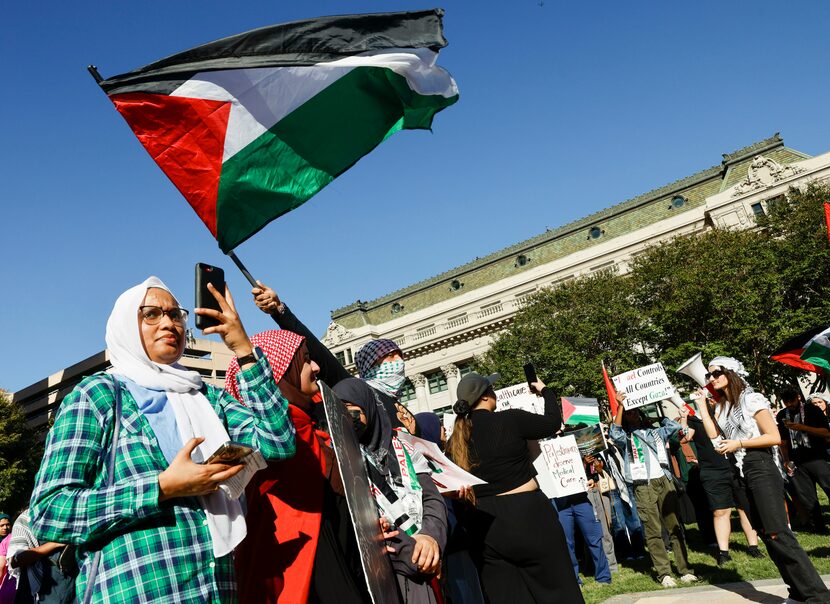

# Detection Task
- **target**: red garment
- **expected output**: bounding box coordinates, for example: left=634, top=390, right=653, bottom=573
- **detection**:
left=226, top=329, right=332, bottom=604
left=236, top=404, right=329, bottom=604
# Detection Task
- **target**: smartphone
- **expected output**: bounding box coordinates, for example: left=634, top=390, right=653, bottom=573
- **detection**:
left=523, top=362, right=538, bottom=390
left=195, top=263, right=225, bottom=330
left=204, top=441, right=253, bottom=465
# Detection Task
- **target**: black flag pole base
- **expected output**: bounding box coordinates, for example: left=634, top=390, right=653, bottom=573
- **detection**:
left=227, top=250, right=259, bottom=288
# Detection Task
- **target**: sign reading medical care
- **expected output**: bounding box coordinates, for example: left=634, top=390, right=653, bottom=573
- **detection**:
left=538, top=435, right=588, bottom=497
left=612, top=363, right=676, bottom=410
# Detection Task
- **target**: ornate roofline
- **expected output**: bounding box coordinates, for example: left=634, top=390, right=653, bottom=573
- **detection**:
left=331, top=134, right=789, bottom=319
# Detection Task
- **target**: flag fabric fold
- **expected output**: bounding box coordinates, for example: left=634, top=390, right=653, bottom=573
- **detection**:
left=770, top=325, right=830, bottom=375
left=800, top=326, right=830, bottom=374
left=97, top=10, right=459, bottom=252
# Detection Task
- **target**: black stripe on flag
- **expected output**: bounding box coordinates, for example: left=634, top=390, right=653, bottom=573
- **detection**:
left=99, top=9, right=448, bottom=96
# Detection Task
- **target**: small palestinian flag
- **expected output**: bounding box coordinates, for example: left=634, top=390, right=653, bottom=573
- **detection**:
left=771, top=325, right=830, bottom=375
left=95, top=10, right=459, bottom=252
left=561, top=396, right=600, bottom=426
left=801, top=326, right=830, bottom=373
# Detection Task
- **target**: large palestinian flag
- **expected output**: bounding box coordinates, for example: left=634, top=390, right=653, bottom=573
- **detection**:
left=96, top=10, right=459, bottom=252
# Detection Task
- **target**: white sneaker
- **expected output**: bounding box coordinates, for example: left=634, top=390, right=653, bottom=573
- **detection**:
left=679, top=574, right=698, bottom=584
left=661, top=575, right=677, bottom=588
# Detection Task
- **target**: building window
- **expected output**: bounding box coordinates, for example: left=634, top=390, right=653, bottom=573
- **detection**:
left=588, top=226, right=603, bottom=239
left=450, top=279, right=463, bottom=291
left=344, top=348, right=353, bottom=365
left=515, top=254, right=530, bottom=267
left=428, top=371, right=448, bottom=394
left=670, top=195, right=686, bottom=209
left=750, top=202, right=765, bottom=217
left=433, top=405, right=452, bottom=417
left=457, top=362, right=474, bottom=378
left=335, top=351, right=346, bottom=365
left=391, top=302, right=403, bottom=314
left=400, top=379, right=416, bottom=403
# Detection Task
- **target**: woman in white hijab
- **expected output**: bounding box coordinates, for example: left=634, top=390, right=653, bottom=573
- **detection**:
left=30, top=276, right=296, bottom=603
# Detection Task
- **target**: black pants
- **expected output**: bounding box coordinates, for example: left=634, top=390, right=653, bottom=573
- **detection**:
left=791, top=457, right=830, bottom=528
left=467, top=490, right=584, bottom=604
left=740, top=450, right=830, bottom=603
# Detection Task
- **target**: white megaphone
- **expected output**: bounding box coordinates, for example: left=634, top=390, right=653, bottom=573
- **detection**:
left=676, top=352, right=708, bottom=387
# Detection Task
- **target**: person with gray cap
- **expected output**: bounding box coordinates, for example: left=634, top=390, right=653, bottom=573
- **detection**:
left=445, top=372, right=583, bottom=603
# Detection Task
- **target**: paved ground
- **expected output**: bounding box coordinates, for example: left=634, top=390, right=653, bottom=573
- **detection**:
left=603, top=575, right=830, bottom=603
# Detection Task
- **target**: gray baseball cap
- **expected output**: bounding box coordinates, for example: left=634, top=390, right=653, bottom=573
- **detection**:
left=456, top=372, right=500, bottom=405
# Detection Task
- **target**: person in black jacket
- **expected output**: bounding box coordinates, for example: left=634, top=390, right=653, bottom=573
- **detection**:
left=777, top=386, right=830, bottom=532
left=445, top=373, right=584, bottom=604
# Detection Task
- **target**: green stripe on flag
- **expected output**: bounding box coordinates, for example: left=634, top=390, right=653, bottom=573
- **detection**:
left=216, top=130, right=334, bottom=252
left=566, top=413, right=600, bottom=426
left=216, top=66, right=457, bottom=251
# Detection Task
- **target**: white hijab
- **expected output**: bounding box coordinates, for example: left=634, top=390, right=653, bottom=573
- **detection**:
left=105, top=276, right=245, bottom=557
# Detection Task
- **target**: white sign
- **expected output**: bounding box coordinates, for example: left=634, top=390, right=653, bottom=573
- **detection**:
left=538, top=435, right=588, bottom=498
left=495, top=383, right=542, bottom=414
left=612, top=363, right=676, bottom=410
left=396, top=431, right=486, bottom=493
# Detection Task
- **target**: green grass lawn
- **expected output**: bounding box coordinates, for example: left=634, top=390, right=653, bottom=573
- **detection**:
left=581, top=499, right=830, bottom=604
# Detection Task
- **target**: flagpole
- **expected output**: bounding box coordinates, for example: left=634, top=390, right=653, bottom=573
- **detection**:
left=226, top=250, right=259, bottom=288
left=87, top=65, right=104, bottom=85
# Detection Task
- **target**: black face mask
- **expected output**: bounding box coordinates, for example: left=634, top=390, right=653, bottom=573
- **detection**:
left=349, top=409, right=368, bottom=441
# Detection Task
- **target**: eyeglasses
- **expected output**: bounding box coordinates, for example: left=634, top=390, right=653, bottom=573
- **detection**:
left=705, top=369, right=726, bottom=381
left=139, top=305, right=189, bottom=325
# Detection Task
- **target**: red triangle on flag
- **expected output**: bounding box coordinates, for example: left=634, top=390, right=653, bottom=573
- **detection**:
left=110, top=92, right=231, bottom=237
left=560, top=397, right=576, bottom=422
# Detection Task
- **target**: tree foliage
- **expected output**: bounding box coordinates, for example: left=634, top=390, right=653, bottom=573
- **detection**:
left=0, top=392, right=44, bottom=515
left=478, top=184, right=830, bottom=401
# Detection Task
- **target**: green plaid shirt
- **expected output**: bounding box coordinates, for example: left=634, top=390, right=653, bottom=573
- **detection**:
left=30, top=353, right=295, bottom=603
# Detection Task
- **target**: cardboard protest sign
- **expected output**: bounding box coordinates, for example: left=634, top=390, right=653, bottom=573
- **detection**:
left=538, top=435, right=589, bottom=498
left=319, top=382, right=400, bottom=604
left=395, top=431, right=486, bottom=493
left=612, top=363, right=676, bottom=410
left=569, top=423, right=608, bottom=458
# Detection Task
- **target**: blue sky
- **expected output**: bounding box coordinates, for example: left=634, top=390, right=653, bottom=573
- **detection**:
left=3, top=1, right=830, bottom=393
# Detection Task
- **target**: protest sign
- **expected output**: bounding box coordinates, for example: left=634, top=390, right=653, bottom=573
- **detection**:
left=612, top=363, right=676, bottom=409
left=496, top=383, right=542, bottom=413
left=538, top=435, right=589, bottom=498
left=570, top=423, right=608, bottom=458
left=320, top=381, right=400, bottom=604
left=396, top=431, right=486, bottom=493
left=442, top=412, right=455, bottom=440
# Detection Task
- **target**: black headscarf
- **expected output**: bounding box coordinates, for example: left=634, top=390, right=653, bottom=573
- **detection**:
left=333, top=378, right=396, bottom=476
left=414, top=412, right=442, bottom=446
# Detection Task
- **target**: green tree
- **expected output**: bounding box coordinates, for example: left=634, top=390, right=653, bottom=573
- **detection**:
left=475, top=183, right=830, bottom=400
left=0, top=392, right=44, bottom=515
left=477, top=269, right=649, bottom=411
left=757, top=183, right=830, bottom=335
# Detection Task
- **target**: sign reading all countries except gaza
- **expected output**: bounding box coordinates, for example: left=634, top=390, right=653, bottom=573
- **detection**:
left=612, top=363, right=676, bottom=410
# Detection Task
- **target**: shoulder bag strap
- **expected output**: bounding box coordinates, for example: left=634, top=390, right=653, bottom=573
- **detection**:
left=81, top=375, right=122, bottom=604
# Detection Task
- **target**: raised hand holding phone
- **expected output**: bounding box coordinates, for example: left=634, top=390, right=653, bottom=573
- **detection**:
left=194, top=280, right=254, bottom=360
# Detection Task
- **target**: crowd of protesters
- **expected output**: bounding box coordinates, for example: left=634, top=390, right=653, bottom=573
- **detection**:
left=1, top=278, right=829, bottom=603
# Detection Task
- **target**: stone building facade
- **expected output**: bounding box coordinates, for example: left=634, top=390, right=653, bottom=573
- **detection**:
left=322, top=134, right=830, bottom=416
